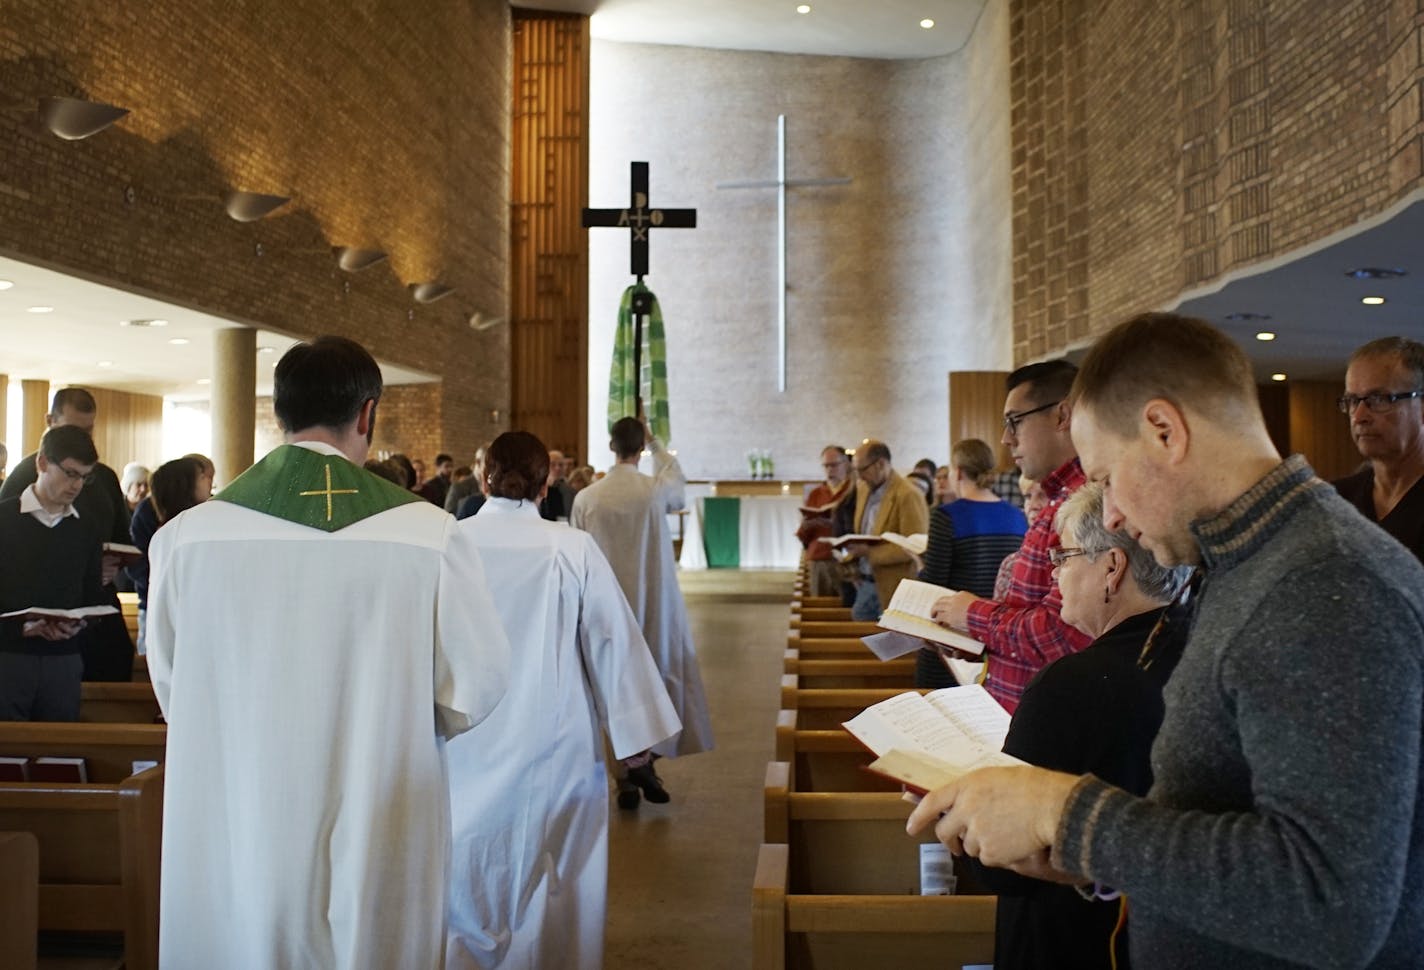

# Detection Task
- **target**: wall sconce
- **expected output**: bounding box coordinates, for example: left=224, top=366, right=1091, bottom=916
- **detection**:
left=38, top=96, right=129, bottom=140
left=467, top=310, right=505, bottom=331
left=224, top=190, right=291, bottom=222
left=410, top=282, right=454, bottom=304
left=336, top=247, right=388, bottom=272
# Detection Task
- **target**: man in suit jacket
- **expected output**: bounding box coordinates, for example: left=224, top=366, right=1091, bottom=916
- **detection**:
left=844, top=439, right=929, bottom=618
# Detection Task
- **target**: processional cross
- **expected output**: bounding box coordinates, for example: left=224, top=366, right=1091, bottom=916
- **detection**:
left=716, top=115, right=851, bottom=392
left=582, top=162, right=697, bottom=417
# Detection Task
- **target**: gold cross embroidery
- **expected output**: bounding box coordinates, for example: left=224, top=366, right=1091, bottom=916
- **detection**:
left=298, top=463, right=359, bottom=522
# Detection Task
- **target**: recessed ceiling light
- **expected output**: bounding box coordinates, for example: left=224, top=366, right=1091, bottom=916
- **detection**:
left=119, top=318, right=168, bottom=328
left=196, top=378, right=211, bottom=385
left=97, top=361, right=112, bottom=368
left=1271, top=373, right=1287, bottom=382
left=1345, top=267, right=1407, bottom=280
left=1362, top=296, right=1386, bottom=305
left=1256, top=332, right=1276, bottom=341
left=168, top=337, right=190, bottom=345
left=920, top=18, right=935, bottom=28
left=796, top=3, right=810, bottom=12
left=258, top=345, right=276, bottom=354
left=0, top=280, right=13, bottom=290
left=27, top=306, right=53, bottom=313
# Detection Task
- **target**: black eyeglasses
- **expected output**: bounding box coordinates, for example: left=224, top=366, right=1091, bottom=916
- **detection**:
left=1048, top=546, right=1093, bottom=567
left=1003, top=400, right=1061, bottom=436
left=56, top=465, right=95, bottom=485
left=1337, top=390, right=1424, bottom=414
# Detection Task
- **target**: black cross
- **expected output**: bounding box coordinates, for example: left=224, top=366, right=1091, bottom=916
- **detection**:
left=582, top=161, right=696, bottom=279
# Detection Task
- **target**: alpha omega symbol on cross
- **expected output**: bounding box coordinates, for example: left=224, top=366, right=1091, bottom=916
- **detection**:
left=582, top=161, right=696, bottom=278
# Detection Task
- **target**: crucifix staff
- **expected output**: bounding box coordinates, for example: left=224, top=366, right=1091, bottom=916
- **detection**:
left=583, top=161, right=696, bottom=418
left=716, top=115, right=851, bottom=393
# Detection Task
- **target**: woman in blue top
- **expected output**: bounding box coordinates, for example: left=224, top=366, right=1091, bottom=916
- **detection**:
left=917, top=439, right=1028, bottom=687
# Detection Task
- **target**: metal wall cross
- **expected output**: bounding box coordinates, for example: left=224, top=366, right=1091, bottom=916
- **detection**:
left=716, top=115, right=851, bottom=392
left=583, top=161, right=697, bottom=278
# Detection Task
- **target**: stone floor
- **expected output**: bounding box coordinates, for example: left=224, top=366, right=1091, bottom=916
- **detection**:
left=604, top=571, right=794, bottom=970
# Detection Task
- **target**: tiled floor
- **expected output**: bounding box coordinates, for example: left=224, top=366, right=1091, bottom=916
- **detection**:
left=604, top=574, right=793, bottom=970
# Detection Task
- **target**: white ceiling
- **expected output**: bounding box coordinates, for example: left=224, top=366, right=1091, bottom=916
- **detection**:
left=0, top=254, right=434, bottom=403
left=518, top=0, right=989, bottom=59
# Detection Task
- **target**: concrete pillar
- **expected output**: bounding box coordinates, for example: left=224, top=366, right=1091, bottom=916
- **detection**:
left=21, top=380, right=50, bottom=455
left=212, top=328, right=257, bottom=488
left=0, top=374, right=9, bottom=455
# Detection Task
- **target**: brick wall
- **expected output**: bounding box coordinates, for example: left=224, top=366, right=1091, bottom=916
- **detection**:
left=1012, top=0, right=1424, bottom=362
left=0, top=0, right=512, bottom=460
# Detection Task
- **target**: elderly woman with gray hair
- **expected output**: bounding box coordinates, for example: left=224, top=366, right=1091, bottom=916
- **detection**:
left=976, top=480, right=1194, bottom=970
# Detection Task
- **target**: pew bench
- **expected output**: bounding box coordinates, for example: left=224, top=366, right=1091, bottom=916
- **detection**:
left=780, top=658, right=915, bottom=687
left=80, top=682, right=163, bottom=724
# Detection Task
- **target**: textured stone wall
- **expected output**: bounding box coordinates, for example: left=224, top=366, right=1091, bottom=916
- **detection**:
left=0, top=0, right=512, bottom=460
left=587, top=0, right=1013, bottom=479
left=1012, top=0, right=1424, bottom=362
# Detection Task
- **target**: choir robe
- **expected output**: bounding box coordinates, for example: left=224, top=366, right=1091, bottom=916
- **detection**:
left=445, top=497, right=682, bottom=970
left=569, top=445, right=715, bottom=757
left=147, top=441, right=510, bottom=970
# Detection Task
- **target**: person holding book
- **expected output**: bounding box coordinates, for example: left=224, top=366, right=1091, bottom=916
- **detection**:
left=796, top=445, right=853, bottom=597
left=128, top=455, right=213, bottom=653
left=0, top=425, right=107, bottom=720
left=843, top=439, right=930, bottom=620
left=446, top=431, right=680, bottom=970
left=917, top=438, right=1028, bottom=688
left=929, top=362, right=1092, bottom=712
left=971, top=480, right=1191, bottom=969
left=910, top=314, right=1424, bottom=969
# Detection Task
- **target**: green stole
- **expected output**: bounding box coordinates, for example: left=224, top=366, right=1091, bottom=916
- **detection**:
left=214, top=444, right=422, bottom=532
left=608, top=282, right=672, bottom=443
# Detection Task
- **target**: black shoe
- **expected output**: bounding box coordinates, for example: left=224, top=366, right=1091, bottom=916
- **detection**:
left=616, top=780, right=641, bottom=811
left=626, top=763, right=670, bottom=804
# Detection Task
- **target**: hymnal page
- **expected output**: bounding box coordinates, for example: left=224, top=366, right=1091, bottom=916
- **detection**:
left=816, top=533, right=884, bottom=548
left=878, top=580, right=985, bottom=655
left=0, top=605, right=119, bottom=622
left=880, top=532, right=928, bottom=556
left=867, top=747, right=1023, bottom=795
left=924, top=685, right=1012, bottom=750
left=842, top=691, right=998, bottom=770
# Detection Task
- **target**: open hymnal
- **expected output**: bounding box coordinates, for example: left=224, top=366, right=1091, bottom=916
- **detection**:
left=0, top=605, right=119, bottom=622
left=877, top=579, right=985, bottom=655
left=842, top=684, right=1023, bottom=794
left=102, top=542, right=143, bottom=563
left=817, top=532, right=928, bottom=556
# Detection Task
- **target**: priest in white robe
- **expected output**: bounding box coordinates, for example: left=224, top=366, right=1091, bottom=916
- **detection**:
left=147, top=336, right=509, bottom=970
left=570, top=417, right=714, bottom=802
left=446, top=431, right=681, bottom=970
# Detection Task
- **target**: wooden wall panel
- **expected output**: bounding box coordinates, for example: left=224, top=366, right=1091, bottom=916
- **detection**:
left=510, top=11, right=589, bottom=461
left=1256, top=383, right=1291, bottom=461
left=86, top=388, right=165, bottom=472
left=20, top=381, right=49, bottom=456
left=949, top=371, right=1012, bottom=471
left=1288, top=381, right=1360, bottom=482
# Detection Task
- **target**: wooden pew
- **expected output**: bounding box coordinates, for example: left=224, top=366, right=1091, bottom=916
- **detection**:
left=0, top=723, right=166, bottom=970
left=80, top=682, right=163, bottom=724
left=773, top=717, right=893, bottom=793
left=791, top=596, right=843, bottom=612
left=117, top=591, right=140, bottom=644
left=787, top=622, right=880, bottom=648
left=781, top=658, right=915, bottom=687
left=779, top=684, right=922, bottom=729
left=755, top=763, right=996, bottom=969
left=788, top=608, right=854, bottom=628
left=0, top=831, right=38, bottom=970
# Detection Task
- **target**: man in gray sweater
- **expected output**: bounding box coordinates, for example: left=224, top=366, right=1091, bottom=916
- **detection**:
left=910, top=313, right=1424, bottom=969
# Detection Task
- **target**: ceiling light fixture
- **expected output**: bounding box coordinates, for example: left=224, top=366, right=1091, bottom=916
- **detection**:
left=410, top=282, right=455, bottom=304
left=796, top=3, right=810, bottom=12
left=1362, top=296, right=1387, bottom=305
left=0, top=280, right=12, bottom=290
left=920, top=18, right=935, bottom=28
left=224, top=190, right=291, bottom=222
left=1271, top=373, right=1287, bottom=382
left=335, top=247, right=388, bottom=273
left=97, top=361, right=112, bottom=368
left=26, top=305, right=53, bottom=313
left=196, top=378, right=211, bottom=385
left=1345, top=267, right=1407, bottom=280
left=38, top=96, right=129, bottom=140
left=1255, top=332, right=1276, bottom=341
left=119, top=317, right=168, bottom=328
left=168, top=337, right=190, bottom=345
left=258, top=345, right=276, bottom=354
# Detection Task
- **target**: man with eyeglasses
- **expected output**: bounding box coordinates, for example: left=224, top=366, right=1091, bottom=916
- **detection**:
left=1333, top=337, right=1424, bottom=563
left=930, top=360, right=1091, bottom=712
left=0, top=425, right=108, bottom=720
left=843, top=439, right=929, bottom=619
left=796, top=445, right=853, bottom=596
left=0, top=387, right=137, bottom=681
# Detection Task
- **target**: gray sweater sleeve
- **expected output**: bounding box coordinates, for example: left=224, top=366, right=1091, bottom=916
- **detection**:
left=1053, top=563, right=1423, bottom=968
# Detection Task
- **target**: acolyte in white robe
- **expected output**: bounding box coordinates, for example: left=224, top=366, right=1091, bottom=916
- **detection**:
left=570, top=442, right=715, bottom=757
left=445, top=497, right=681, bottom=970
left=147, top=441, right=510, bottom=970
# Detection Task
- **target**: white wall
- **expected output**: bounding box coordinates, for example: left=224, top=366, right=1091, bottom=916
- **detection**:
left=587, top=0, right=1012, bottom=478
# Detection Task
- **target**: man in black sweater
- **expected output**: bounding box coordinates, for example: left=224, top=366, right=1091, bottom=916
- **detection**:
left=0, top=387, right=134, bottom=681
left=0, top=426, right=107, bottom=720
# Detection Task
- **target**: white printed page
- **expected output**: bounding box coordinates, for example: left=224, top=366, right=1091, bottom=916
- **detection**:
left=884, top=579, right=957, bottom=618
left=842, top=691, right=1000, bottom=767
left=925, top=685, right=1012, bottom=750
